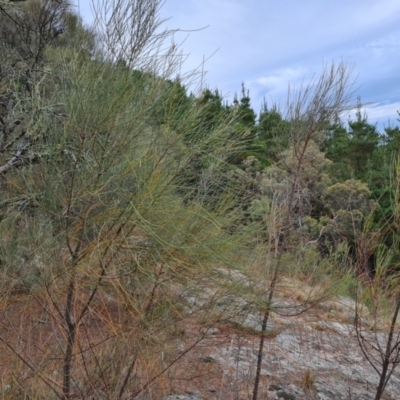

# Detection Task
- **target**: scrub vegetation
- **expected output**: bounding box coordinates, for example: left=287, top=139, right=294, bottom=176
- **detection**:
left=0, top=1, right=400, bottom=399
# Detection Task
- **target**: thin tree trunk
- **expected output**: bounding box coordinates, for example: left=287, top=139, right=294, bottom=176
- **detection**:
left=252, top=302, right=271, bottom=400
left=374, top=292, right=400, bottom=400
left=252, top=257, right=280, bottom=400
left=63, top=274, right=77, bottom=399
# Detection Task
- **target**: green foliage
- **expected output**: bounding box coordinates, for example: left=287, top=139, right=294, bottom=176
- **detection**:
left=324, top=179, right=372, bottom=215
left=0, top=4, right=256, bottom=396
left=233, top=83, right=257, bottom=134
left=193, top=89, right=230, bottom=134
left=322, top=111, right=394, bottom=225
left=255, top=104, right=291, bottom=167
left=384, top=120, right=400, bottom=153
left=347, top=110, right=381, bottom=179
left=1, top=2, right=400, bottom=398
left=321, top=123, right=352, bottom=181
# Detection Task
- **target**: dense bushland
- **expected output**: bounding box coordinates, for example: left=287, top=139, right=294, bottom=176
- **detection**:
left=1, top=1, right=400, bottom=400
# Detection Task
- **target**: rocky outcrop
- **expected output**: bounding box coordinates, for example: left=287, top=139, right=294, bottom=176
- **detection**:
left=173, top=275, right=400, bottom=399
left=209, top=302, right=400, bottom=399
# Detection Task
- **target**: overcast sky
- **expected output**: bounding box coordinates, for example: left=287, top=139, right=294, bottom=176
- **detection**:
left=75, top=0, right=400, bottom=129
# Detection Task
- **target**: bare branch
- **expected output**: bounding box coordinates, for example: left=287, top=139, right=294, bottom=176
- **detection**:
left=91, top=0, right=188, bottom=78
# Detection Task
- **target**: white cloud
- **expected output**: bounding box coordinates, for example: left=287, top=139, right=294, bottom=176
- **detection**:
left=340, top=102, right=400, bottom=131
left=364, top=103, right=400, bottom=125
left=253, top=68, right=309, bottom=91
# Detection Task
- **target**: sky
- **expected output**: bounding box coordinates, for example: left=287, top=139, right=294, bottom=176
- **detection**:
left=74, top=0, right=400, bottom=130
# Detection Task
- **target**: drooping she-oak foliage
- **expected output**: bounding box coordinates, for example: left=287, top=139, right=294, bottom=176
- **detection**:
left=0, top=1, right=253, bottom=398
